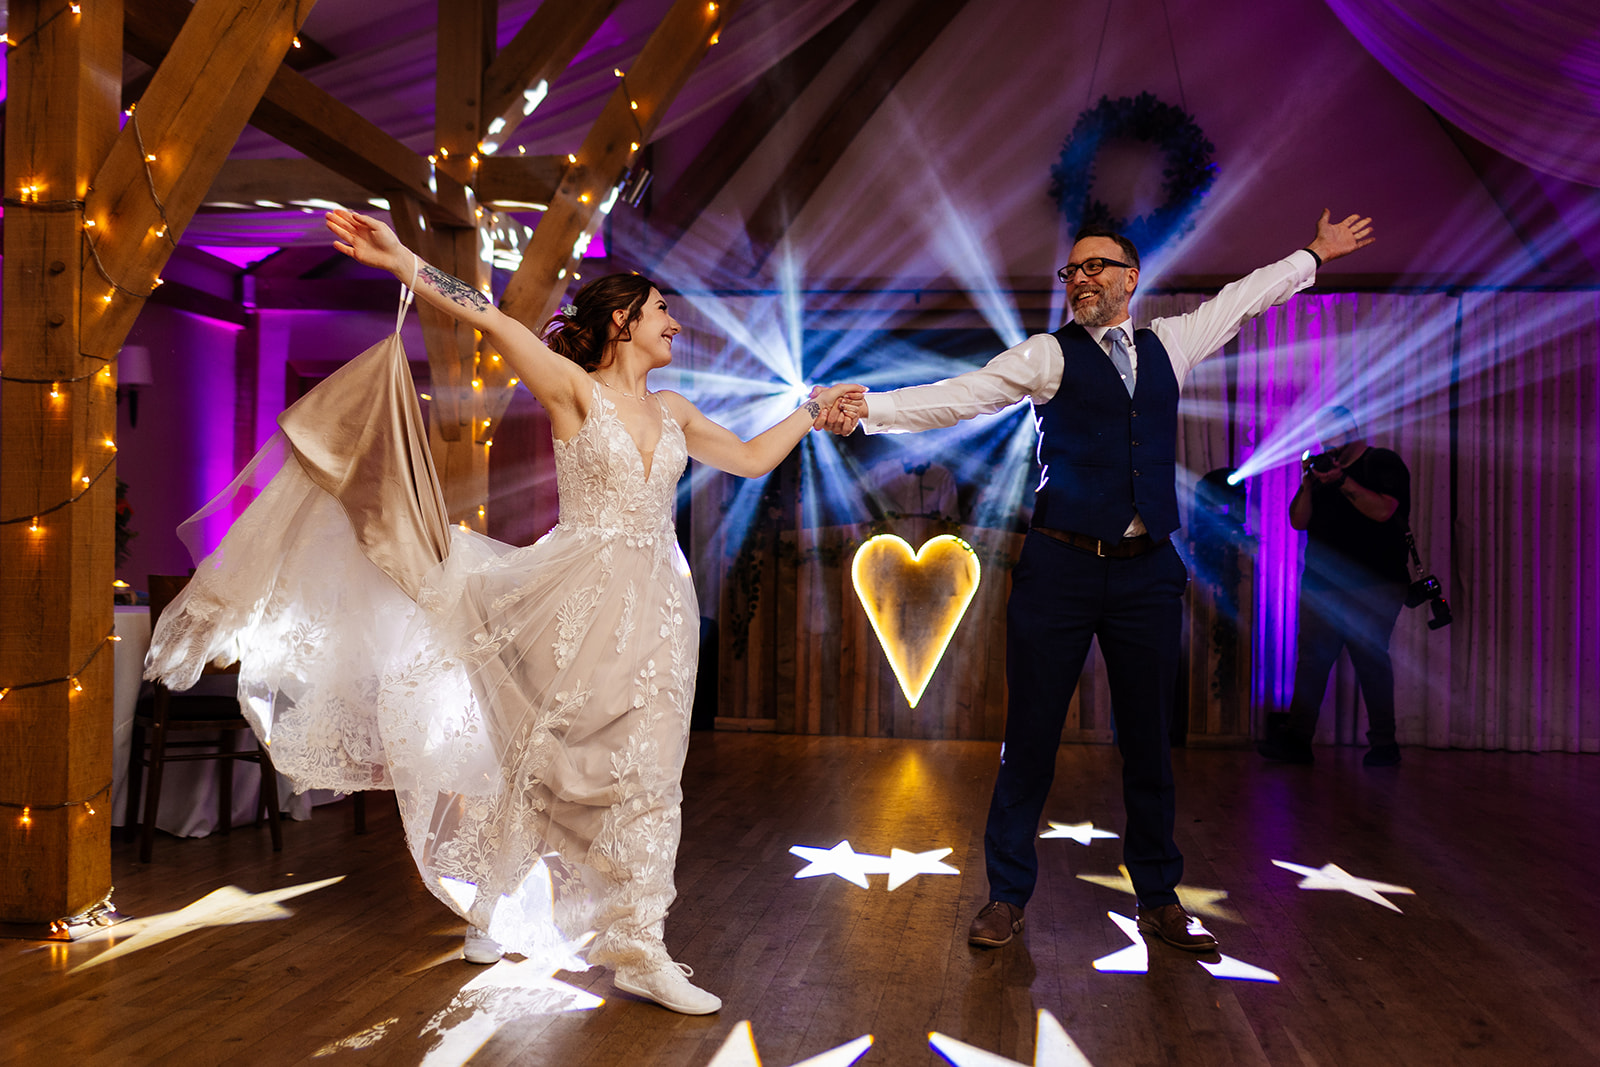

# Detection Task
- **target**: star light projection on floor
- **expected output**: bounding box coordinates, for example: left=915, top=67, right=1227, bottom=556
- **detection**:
left=1074, top=866, right=1241, bottom=925
left=1039, top=821, right=1118, bottom=845
left=697, top=1012, right=1092, bottom=1067
left=415, top=956, right=604, bottom=1067
left=930, top=1009, right=1095, bottom=1067
left=789, top=840, right=960, bottom=890
left=309, top=952, right=605, bottom=1065
left=704, top=1021, right=873, bottom=1067
left=68, top=876, right=346, bottom=973
left=1041, top=827, right=1273, bottom=982
left=1091, top=912, right=1279, bottom=983
left=1272, top=859, right=1417, bottom=912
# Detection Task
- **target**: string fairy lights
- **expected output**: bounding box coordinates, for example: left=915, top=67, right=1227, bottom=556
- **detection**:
left=0, top=631, right=123, bottom=801
left=0, top=3, right=181, bottom=858
left=0, top=783, right=113, bottom=830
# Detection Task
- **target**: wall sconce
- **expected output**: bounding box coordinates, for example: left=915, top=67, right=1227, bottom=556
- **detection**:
left=117, top=345, right=154, bottom=427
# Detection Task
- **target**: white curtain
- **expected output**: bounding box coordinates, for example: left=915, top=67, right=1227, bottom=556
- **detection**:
left=1321, top=0, right=1600, bottom=187
left=1148, top=288, right=1600, bottom=752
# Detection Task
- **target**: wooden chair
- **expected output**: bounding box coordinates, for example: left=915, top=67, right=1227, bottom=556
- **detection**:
left=124, top=574, right=283, bottom=862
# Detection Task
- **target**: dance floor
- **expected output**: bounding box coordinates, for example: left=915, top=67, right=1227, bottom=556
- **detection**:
left=5, top=734, right=1597, bottom=1066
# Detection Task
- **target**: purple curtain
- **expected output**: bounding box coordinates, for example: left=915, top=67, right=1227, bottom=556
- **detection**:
left=1155, top=288, right=1600, bottom=753
left=1322, top=0, right=1600, bottom=187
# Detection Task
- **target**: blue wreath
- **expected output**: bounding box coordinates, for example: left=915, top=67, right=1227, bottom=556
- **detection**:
left=1049, top=92, right=1217, bottom=252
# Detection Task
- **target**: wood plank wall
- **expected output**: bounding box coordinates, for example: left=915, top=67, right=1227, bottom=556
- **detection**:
left=711, top=502, right=1257, bottom=746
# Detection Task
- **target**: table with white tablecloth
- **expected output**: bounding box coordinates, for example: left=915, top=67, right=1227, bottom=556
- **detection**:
left=112, top=605, right=328, bottom=836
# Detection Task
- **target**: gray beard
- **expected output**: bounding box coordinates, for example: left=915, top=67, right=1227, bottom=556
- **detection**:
left=1072, top=289, right=1126, bottom=328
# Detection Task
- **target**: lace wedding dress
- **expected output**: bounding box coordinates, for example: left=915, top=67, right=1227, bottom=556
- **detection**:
left=146, top=297, right=698, bottom=973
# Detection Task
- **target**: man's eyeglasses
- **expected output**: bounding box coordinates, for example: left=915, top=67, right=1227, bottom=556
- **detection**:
left=1057, top=258, right=1135, bottom=283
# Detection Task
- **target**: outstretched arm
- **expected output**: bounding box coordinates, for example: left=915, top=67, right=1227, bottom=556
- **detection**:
left=325, top=210, right=590, bottom=420
left=1155, top=208, right=1376, bottom=380
left=663, top=384, right=866, bottom=477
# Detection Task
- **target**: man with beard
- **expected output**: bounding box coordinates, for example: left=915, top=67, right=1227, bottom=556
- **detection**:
left=826, top=210, right=1373, bottom=953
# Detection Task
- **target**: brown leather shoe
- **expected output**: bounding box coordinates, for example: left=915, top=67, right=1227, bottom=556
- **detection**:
left=1136, top=903, right=1218, bottom=952
left=968, top=901, right=1024, bottom=947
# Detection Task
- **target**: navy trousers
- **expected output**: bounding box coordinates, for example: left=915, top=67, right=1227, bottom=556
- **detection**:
left=985, top=531, right=1188, bottom=909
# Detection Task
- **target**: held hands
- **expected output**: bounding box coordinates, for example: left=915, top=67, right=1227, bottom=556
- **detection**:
left=326, top=209, right=411, bottom=277
left=807, top=384, right=867, bottom=433
left=1305, top=209, right=1375, bottom=264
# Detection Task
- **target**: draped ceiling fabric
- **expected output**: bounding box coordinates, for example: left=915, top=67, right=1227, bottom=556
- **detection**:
left=1321, top=0, right=1600, bottom=188
left=1149, top=290, right=1600, bottom=754
left=188, top=0, right=857, bottom=248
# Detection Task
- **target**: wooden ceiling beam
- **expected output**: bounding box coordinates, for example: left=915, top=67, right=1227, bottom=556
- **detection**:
left=123, top=0, right=472, bottom=227
left=480, top=0, right=624, bottom=151
left=500, top=0, right=743, bottom=332
left=252, top=244, right=341, bottom=278
left=202, top=157, right=374, bottom=208
left=475, top=155, right=563, bottom=208
left=646, top=1, right=873, bottom=260
left=423, top=0, right=496, bottom=508
left=717, top=0, right=971, bottom=278
left=117, top=22, right=336, bottom=114
left=435, top=0, right=497, bottom=177
left=82, top=0, right=319, bottom=358
left=249, top=68, right=473, bottom=227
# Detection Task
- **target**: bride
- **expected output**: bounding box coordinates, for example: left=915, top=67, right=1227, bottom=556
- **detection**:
left=145, top=209, right=864, bottom=1015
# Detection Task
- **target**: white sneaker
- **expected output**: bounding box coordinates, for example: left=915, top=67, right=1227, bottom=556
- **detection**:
left=463, top=928, right=502, bottom=964
left=613, top=959, right=722, bottom=1015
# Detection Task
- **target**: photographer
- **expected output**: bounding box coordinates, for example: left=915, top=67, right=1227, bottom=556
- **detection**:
left=1260, top=406, right=1409, bottom=767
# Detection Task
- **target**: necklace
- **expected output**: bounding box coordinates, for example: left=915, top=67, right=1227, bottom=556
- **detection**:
left=595, top=377, right=648, bottom=400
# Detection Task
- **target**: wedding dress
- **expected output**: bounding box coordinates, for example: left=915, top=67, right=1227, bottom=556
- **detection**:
left=146, top=291, right=698, bottom=974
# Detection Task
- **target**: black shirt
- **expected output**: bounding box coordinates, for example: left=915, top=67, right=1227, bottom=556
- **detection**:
left=1304, top=446, right=1410, bottom=586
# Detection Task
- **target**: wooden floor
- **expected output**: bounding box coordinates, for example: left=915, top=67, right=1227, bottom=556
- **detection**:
left=4, top=735, right=1598, bottom=1066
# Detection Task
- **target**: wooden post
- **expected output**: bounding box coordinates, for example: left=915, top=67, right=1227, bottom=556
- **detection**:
left=0, top=0, right=125, bottom=924
left=1, top=0, right=315, bottom=926
left=499, top=0, right=741, bottom=332
left=412, top=0, right=496, bottom=529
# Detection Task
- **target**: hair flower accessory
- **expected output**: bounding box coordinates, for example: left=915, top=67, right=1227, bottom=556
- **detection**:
left=560, top=303, right=578, bottom=318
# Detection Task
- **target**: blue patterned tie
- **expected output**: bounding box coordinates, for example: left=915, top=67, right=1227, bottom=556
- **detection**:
left=1106, top=328, right=1135, bottom=397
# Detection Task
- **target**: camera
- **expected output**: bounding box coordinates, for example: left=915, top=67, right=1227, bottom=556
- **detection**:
left=1306, top=450, right=1339, bottom=473
left=1405, top=574, right=1453, bottom=630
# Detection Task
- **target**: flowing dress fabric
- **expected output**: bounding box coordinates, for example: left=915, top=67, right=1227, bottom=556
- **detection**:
left=146, top=328, right=697, bottom=972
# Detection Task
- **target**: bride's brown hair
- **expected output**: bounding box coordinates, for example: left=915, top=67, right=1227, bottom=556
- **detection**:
left=541, top=273, right=659, bottom=371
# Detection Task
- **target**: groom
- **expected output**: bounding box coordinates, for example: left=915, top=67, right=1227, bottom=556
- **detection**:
left=825, top=210, right=1374, bottom=951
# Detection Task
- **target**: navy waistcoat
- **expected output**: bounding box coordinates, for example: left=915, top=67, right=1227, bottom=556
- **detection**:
left=1031, top=322, right=1181, bottom=542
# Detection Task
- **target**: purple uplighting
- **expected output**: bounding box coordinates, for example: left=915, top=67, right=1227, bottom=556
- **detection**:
left=196, top=246, right=285, bottom=270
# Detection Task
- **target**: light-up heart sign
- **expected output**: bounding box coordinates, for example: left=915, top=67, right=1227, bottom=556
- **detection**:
left=850, top=534, right=981, bottom=708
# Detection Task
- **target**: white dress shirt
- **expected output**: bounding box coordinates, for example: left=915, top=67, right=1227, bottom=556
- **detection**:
left=861, top=250, right=1319, bottom=433
left=858, top=250, right=1318, bottom=537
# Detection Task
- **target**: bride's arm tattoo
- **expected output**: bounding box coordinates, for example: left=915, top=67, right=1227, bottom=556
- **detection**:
left=803, top=399, right=822, bottom=420
left=421, top=264, right=492, bottom=313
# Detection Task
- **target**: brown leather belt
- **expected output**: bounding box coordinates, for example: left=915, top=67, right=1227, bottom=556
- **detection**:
left=1032, top=527, right=1168, bottom=558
